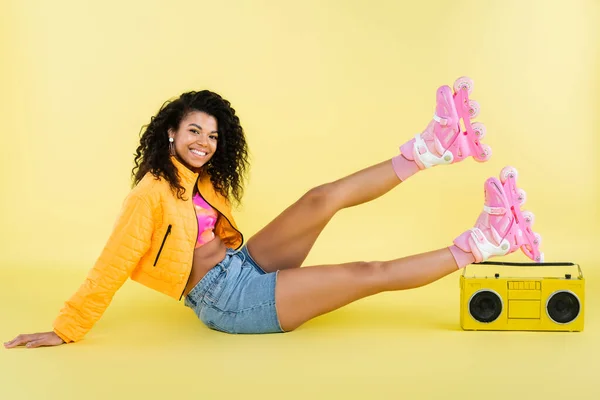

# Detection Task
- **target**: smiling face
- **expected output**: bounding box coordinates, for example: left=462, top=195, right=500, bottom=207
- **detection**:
left=169, top=110, right=219, bottom=172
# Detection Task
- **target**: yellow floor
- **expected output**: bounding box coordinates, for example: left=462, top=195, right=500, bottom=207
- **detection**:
left=2, top=259, right=598, bottom=400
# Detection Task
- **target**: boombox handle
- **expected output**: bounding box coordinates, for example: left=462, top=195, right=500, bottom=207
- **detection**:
left=463, top=261, right=583, bottom=279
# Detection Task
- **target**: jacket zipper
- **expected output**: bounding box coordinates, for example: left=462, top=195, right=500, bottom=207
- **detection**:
left=153, top=224, right=172, bottom=266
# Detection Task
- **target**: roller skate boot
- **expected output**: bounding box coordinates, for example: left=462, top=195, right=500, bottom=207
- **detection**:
left=399, top=76, right=491, bottom=169
left=453, top=166, right=544, bottom=263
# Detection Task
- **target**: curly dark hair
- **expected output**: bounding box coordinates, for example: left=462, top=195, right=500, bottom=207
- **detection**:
left=132, top=90, right=249, bottom=206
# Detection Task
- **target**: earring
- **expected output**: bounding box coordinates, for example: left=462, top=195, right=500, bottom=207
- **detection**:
left=169, top=137, right=175, bottom=155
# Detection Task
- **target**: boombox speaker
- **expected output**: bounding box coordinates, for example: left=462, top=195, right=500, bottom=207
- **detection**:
left=460, top=261, right=584, bottom=332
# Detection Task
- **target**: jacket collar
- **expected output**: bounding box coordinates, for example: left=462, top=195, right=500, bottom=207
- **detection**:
left=170, top=156, right=199, bottom=194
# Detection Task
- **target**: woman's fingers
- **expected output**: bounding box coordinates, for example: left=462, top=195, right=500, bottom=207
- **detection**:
left=4, top=334, right=34, bottom=348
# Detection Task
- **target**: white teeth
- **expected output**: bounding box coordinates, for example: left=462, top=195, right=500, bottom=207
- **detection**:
left=191, top=150, right=207, bottom=156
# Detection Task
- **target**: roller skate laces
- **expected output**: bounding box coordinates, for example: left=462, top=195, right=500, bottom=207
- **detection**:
left=400, top=76, right=492, bottom=169
left=454, top=166, right=544, bottom=263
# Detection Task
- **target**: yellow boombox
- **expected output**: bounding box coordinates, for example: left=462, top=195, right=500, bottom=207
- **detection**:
left=459, top=261, right=584, bottom=332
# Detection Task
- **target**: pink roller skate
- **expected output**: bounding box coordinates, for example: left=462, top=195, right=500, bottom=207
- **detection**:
left=399, top=76, right=491, bottom=169
left=453, top=166, right=544, bottom=263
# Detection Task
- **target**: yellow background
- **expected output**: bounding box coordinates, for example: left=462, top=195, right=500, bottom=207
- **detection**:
left=1, top=0, right=598, bottom=399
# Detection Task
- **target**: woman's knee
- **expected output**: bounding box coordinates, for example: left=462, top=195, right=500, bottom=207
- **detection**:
left=301, top=183, right=339, bottom=213
left=347, top=261, right=387, bottom=294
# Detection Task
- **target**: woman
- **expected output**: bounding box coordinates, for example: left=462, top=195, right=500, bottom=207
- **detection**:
left=4, top=80, right=543, bottom=348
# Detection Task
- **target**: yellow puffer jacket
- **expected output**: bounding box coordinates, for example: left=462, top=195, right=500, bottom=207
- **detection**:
left=53, top=156, right=243, bottom=343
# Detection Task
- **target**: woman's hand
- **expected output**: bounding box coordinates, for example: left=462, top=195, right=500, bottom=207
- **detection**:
left=4, top=332, right=65, bottom=349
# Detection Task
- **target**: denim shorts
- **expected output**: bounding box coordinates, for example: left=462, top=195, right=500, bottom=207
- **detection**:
left=184, top=246, right=285, bottom=334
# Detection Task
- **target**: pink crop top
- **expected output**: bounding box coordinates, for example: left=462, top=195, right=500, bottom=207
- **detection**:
left=192, top=192, right=218, bottom=248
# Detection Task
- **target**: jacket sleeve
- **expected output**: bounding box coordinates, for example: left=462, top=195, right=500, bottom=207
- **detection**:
left=53, top=193, right=154, bottom=343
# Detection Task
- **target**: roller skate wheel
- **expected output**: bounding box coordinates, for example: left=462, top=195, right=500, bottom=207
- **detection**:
left=471, top=122, right=486, bottom=140
left=500, top=166, right=518, bottom=183
left=522, top=211, right=535, bottom=226
left=453, top=76, right=474, bottom=95
left=468, top=100, right=480, bottom=118
left=475, top=144, right=492, bottom=163
left=533, top=233, right=542, bottom=246
left=537, top=252, right=544, bottom=263
left=517, top=188, right=527, bottom=206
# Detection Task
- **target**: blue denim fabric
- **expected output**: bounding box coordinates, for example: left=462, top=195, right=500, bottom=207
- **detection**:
left=184, top=246, right=285, bottom=334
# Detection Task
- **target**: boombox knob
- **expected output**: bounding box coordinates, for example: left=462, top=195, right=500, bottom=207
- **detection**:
left=495, top=273, right=500, bottom=278
left=565, top=274, right=571, bottom=279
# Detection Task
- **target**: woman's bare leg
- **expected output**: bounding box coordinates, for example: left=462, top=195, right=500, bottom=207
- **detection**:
left=275, top=247, right=466, bottom=331
left=246, top=157, right=419, bottom=272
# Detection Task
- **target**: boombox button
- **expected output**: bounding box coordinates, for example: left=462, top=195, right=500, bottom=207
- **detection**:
left=565, top=274, right=572, bottom=279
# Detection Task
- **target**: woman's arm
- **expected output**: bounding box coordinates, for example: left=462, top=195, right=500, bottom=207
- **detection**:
left=4, top=192, right=155, bottom=348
